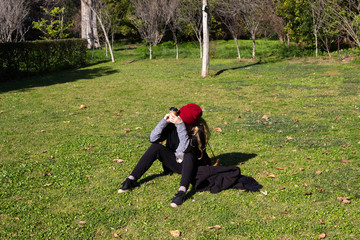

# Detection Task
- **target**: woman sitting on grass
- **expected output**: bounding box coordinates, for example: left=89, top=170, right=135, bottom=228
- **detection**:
left=118, top=103, right=211, bottom=207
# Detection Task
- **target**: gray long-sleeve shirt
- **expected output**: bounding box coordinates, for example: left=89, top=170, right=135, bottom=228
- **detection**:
left=150, top=118, right=191, bottom=162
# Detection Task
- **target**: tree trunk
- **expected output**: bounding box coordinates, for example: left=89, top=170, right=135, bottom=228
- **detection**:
left=149, top=43, right=153, bottom=60
left=172, top=30, right=179, bottom=59
left=81, top=0, right=100, bottom=49
left=201, top=0, right=209, bottom=77
left=234, top=37, right=241, bottom=59
left=252, top=34, right=256, bottom=58
left=89, top=4, right=114, bottom=62
left=314, top=28, right=318, bottom=57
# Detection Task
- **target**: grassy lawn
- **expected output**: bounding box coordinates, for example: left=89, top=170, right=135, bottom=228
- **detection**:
left=1, top=40, right=359, bottom=239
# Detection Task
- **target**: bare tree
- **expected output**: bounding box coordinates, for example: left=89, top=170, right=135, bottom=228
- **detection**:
left=323, top=0, right=360, bottom=49
left=214, top=0, right=244, bottom=59
left=81, top=0, right=101, bottom=49
left=179, top=0, right=203, bottom=58
left=130, top=0, right=173, bottom=60
left=168, top=0, right=181, bottom=59
left=263, top=0, right=286, bottom=42
left=310, top=0, right=327, bottom=57
left=0, top=0, right=30, bottom=42
left=239, top=0, right=263, bottom=58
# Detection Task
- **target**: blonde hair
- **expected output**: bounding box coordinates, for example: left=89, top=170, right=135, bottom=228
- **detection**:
left=190, top=117, right=210, bottom=160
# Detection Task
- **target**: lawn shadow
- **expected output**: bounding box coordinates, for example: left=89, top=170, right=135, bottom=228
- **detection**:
left=216, top=152, right=257, bottom=166
left=138, top=172, right=169, bottom=185
left=213, top=60, right=263, bottom=76
left=0, top=65, right=119, bottom=93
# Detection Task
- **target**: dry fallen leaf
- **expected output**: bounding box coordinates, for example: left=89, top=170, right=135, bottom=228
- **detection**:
left=85, top=145, right=95, bottom=150
left=299, top=168, right=305, bottom=171
left=337, top=197, right=351, bottom=204
left=318, top=233, right=326, bottom=239
left=286, top=136, right=293, bottom=140
left=114, top=233, right=121, bottom=238
left=113, top=159, right=124, bottom=163
left=170, top=230, right=181, bottom=237
left=305, top=192, right=312, bottom=195
left=316, top=171, right=322, bottom=175
left=276, top=167, right=285, bottom=170
left=319, top=219, right=325, bottom=224
left=208, top=225, right=222, bottom=230
left=267, top=174, right=276, bottom=178
left=279, top=186, right=285, bottom=190
left=44, top=182, right=52, bottom=186
left=80, top=104, right=86, bottom=109
left=281, top=210, right=288, bottom=214
left=340, top=158, right=350, bottom=163
left=214, top=127, right=222, bottom=133
left=318, top=188, right=324, bottom=193
left=262, top=115, right=269, bottom=120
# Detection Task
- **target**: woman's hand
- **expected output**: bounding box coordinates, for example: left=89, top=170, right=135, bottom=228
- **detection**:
left=164, top=113, right=171, bottom=122
left=169, top=112, right=183, bottom=125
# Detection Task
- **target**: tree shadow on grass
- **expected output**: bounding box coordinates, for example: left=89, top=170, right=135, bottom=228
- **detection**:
left=216, top=152, right=257, bottom=166
left=0, top=65, right=119, bottom=93
left=213, top=60, right=263, bottom=76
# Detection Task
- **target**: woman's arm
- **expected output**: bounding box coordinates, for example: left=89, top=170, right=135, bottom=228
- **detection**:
left=174, top=122, right=191, bottom=161
left=150, top=118, right=170, bottom=143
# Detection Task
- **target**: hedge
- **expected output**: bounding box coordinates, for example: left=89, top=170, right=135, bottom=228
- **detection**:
left=0, top=39, right=87, bottom=81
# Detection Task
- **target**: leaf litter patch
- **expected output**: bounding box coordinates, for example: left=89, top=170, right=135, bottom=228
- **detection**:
left=241, top=113, right=328, bottom=135
left=240, top=113, right=342, bottom=149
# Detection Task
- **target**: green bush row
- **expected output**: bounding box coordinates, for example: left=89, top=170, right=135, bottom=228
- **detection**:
left=0, top=39, right=87, bottom=81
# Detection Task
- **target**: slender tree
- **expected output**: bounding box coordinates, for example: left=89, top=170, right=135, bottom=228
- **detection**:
left=179, top=0, right=203, bottom=58
left=130, top=0, right=172, bottom=60
left=240, top=0, right=263, bottom=58
left=310, top=0, right=327, bottom=57
left=202, top=0, right=209, bottom=77
left=168, top=0, right=181, bottom=59
left=323, top=0, right=360, bottom=49
left=89, top=0, right=115, bottom=62
left=214, top=0, right=244, bottom=59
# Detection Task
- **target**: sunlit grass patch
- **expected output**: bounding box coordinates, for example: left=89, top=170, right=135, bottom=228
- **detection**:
left=1, top=42, right=360, bottom=239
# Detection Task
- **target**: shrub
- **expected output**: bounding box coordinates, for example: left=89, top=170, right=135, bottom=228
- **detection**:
left=0, top=39, right=87, bottom=81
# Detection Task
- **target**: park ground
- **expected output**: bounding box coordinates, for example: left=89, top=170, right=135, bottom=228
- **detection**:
left=0, top=40, right=360, bottom=239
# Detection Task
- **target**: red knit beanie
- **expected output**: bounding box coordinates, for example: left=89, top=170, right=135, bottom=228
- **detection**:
left=179, top=103, right=202, bottom=126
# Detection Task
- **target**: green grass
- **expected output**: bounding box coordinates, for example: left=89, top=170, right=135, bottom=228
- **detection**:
left=1, top=41, right=360, bottom=239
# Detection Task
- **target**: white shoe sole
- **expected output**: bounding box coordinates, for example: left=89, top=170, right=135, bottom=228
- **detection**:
left=118, top=189, right=129, bottom=194
left=170, top=203, right=179, bottom=208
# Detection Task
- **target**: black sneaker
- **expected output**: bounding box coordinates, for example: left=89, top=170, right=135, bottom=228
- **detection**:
left=118, top=178, right=139, bottom=193
left=170, top=191, right=186, bottom=207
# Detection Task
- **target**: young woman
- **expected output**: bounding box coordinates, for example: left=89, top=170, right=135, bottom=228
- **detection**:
left=118, top=103, right=211, bottom=207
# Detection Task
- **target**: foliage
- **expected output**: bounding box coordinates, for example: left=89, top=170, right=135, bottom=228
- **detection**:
left=0, top=43, right=359, bottom=238
left=276, top=0, right=313, bottom=43
left=32, top=7, right=73, bottom=40
left=0, top=39, right=87, bottom=81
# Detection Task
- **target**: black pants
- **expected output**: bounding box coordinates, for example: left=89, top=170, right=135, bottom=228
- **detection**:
left=130, top=143, right=197, bottom=189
